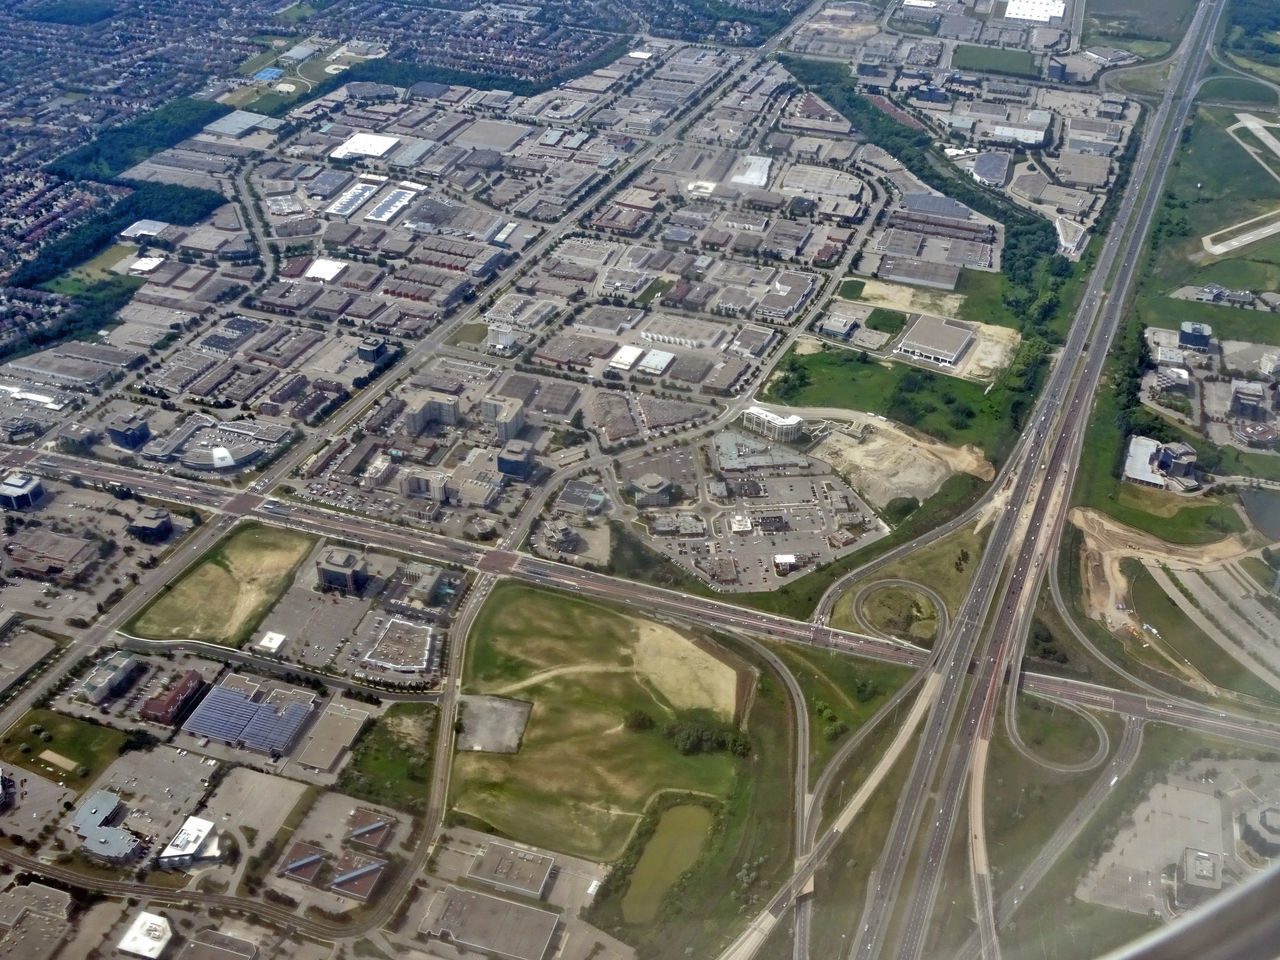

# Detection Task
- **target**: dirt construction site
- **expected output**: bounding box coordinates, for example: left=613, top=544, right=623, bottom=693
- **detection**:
left=811, top=411, right=994, bottom=508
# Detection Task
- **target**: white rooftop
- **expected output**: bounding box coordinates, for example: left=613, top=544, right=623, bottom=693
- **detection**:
left=258, top=631, right=286, bottom=652
left=331, top=132, right=400, bottom=160
left=746, top=405, right=804, bottom=428
left=305, top=258, right=346, bottom=282
left=1004, top=0, right=1066, bottom=21
left=119, top=912, right=172, bottom=959
left=159, top=815, right=215, bottom=860
left=130, top=256, right=165, bottom=273
left=1123, top=435, right=1163, bottom=487
left=609, top=344, right=645, bottom=370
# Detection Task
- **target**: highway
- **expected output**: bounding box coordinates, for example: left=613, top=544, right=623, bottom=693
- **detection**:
left=848, top=2, right=1229, bottom=958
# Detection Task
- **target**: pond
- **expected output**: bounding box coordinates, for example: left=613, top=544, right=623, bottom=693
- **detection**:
left=619, top=804, right=713, bottom=924
left=1240, top=487, right=1280, bottom=540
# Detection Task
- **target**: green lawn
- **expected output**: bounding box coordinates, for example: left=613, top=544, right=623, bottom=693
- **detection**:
left=1011, top=697, right=1102, bottom=767
left=1084, top=0, right=1199, bottom=42
left=40, top=243, right=134, bottom=296
left=1200, top=75, right=1279, bottom=106
left=763, top=343, right=1039, bottom=461
left=866, top=307, right=908, bottom=335
left=951, top=45, right=1038, bottom=77
left=0, top=709, right=127, bottom=793
left=1241, top=556, right=1277, bottom=590
left=837, top=277, right=866, bottom=300
left=586, top=638, right=795, bottom=960
left=636, top=278, right=673, bottom=306
left=1125, top=560, right=1280, bottom=703
left=335, top=702, right=436, bottom=813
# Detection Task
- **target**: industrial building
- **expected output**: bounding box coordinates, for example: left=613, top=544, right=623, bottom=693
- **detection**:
left=181, top=677, right=315, bottom=755
left=895, top=315, right=975, bottom=367
left=468, top=842, right=555, bottom=899
left=743, top=406, right=805, bottom=442
left=420, top=886, right=559, bottom=960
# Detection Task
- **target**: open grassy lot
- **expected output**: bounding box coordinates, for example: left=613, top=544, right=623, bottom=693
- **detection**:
left=452, top=584, right=746, bottom=861
left=837, top=277, right=866, bottom=300
left=762, top=347, right=1008, bottom=456
left=41, top=243, right=134, bottom=296
left=765, top=641, right=913, bottom=785
left=0, top=709, right=127, bottom=793
left=128, top=522, right=314, bottom=646
left=1241, top=556, right=1276, bottom=590
left=1200, top=75, right=1279, bottom=107
left=866, top=307, right=907, bottom=335
left=1125, top=560, right=1280, bottom=703
left=586, top=637, right=795, bottom=960
left=861, top=584, right=938, bottom=643
left=1084, top=0, right=1198, bottom=43
left=1012, top=697, right=1102, bottom=767
left=951, top=45, right=1038, bottom=77
left=837, top=519, right=990, bottom=619
left=335, top=702, right=436, bottom=813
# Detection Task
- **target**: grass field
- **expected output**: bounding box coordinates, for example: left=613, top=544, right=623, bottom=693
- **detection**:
left=40, top=243, right=134, bottom=296
left=1084, top=0, right=1198, bottom=42
left=452, top=584, right=744, bottom=861
left=837, top=277, right=866, bottom=300
left=1200, top=75, right=1279, bottom=106
left=1240, top=556, right=1277, bottom=591
left=0, top=709, right=126, bottom=792
left=762, top=348, right=1007, bottom=455
left=587, top=637, right=795, bottom=960
left=866, top=307, right=908, bottom=335
left=846, top=520, right=990, bottom=619
left=129, top=523, right=313, bottom=647
left=765, top=641, right=913, bottom=786
left=1012, top=697, right=1102, bottom=767
left=1125, top=560, right=1280, bottom=703
left=335, top=702, right=436, bottom=813
left=861, top=584, right=938, bottom=643
left=448, top=323, right=488, bottom=346
left=951, top=45, right=1038, bottom=77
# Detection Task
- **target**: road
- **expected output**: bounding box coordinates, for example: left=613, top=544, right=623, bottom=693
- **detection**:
left=848, top=3, right=1229, bottom=958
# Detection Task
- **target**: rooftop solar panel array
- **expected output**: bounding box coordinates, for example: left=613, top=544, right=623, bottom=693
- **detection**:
left=182, top=684, right=312, bottom=754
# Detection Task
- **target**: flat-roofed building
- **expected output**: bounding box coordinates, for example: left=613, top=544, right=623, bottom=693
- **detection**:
left=158, top=816, right=218, bottom=868
left=140, top=670, right=204, bottom=725
left=468, top=842, right=555, bottom=899
left=118, top=912, right=171, bottom=959
left=316, top=547, right=368, bottom=594
left=421, top=886, right=558, bottom=960
left=71, top=789, right=139, bottom=863
left=0, top=472, right=42, bottom=510
left=895, top=315, right=974, bottom=366
left=294, top=702, right=369, bottom=772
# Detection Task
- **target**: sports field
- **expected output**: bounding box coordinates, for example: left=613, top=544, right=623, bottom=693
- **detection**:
left=0, top=709, right=126, bottom=792
left=452, top=584, right=746, bottom=861
left=129, top=523, right=313, bottom=646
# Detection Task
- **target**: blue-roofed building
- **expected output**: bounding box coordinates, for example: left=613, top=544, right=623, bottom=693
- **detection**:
left=254, top=67, right=284, bottom=83
left=181, top=677, right=314, bottom=756
left=71, top=789, right=140, bottom=862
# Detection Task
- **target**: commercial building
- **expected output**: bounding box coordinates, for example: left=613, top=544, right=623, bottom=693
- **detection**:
left=468, top=842, right=555, bottom=899
left=497, top=439, right=535, bottom=479
left=743, top=406, right=805, bottom=442
left=79, top=651, right=142, bottom=704
left=895, top=315, right=974, bottom=367
left=5, top=529, right=97, bottom=583
left=480, top=395, right=524, bottom=442
left=140, top=670, right=205, bottom=725
left=181, top=677, right=315, bottom=755
left=294, top=701, right=368, bottom=772
left=118, top=912, right=172, bottom=959
left=0, top=472, right=43, bottom=510
left=1179, top=321, right=1213, bottom=353
left=0, top=882, right=72, bottom=960
left=71, top=789, right=139, bottom=862
left=420, top=886, right=559, bottom=960
left=105, top=412, right=151, bottom=450
left=158, top=816, right=219, bottom=868
left=316, top=547, right=369, bottom=594
left=346, top=807, right=396, bottom=851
